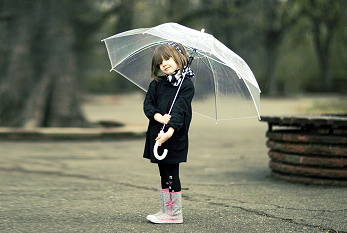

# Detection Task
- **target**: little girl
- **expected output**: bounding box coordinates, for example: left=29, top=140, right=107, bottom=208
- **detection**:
left=143, top=42, right=194, bottom=224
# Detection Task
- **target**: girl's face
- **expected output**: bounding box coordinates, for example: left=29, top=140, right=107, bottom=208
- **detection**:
left=159, top=57, right=178, bottom=75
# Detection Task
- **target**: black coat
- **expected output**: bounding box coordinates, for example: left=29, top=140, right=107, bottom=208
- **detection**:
left=143, top=77, right=194, bottom=164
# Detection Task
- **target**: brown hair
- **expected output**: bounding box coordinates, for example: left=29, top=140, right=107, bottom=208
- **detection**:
left=151, top=43, right=188, bottom=81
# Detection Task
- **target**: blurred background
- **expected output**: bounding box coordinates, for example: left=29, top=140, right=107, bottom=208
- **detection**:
left=0, top=0, right=346, bottom=128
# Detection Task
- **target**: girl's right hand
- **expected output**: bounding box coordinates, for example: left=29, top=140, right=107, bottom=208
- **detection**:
left=154, top=113, right=171, bottom=125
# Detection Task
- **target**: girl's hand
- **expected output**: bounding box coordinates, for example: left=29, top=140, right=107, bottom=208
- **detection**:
left=155, top=127, right=174, bottom=146
left=154, top=113, right=171, bottom=125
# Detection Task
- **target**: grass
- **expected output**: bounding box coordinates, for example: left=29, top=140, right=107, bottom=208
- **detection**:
left=305, top=98, right=347, bottom=114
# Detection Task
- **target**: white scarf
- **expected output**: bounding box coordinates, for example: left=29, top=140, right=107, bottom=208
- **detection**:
left=166, top=66, right=195, bottom=86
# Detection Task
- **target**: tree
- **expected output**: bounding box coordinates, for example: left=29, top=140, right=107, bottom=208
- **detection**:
left=247, top=0, right=298, bottom=96
left=0, top=0, right=86, bottom=127
left=167, top=0, right=297, bottom=96
left=0, top=0, right=122, bottom=127
left=299, top=0, right=345, bottom=90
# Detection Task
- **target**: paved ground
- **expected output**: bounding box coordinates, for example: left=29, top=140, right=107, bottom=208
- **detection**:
left=0, top=94, right=346, bottom=232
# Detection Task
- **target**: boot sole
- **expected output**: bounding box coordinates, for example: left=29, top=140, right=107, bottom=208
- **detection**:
left=147, top=215, right=183, bottom=224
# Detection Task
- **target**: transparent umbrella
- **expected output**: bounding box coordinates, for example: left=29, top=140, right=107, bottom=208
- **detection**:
left=102, top=22, right=261, bottom=159
left=102, top=22, right=261, bottom=121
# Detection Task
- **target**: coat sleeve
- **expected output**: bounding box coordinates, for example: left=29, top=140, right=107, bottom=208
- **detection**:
left=166, top=79, right=194, bottom=131
left=143, top=80, right=161, bottom=121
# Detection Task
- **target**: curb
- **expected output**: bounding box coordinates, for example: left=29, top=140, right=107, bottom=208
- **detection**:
left=0, top=125, right=146, bottom=141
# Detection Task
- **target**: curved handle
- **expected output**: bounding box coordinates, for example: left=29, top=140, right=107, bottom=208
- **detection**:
left=154, top=141, right=168, bottom=160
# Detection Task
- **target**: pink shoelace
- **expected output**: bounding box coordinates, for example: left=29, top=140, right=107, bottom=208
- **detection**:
left=166, top=201, right=174, bottom=216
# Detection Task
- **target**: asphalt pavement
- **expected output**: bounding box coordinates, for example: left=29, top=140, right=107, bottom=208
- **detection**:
left=0, top=94, right=346, bottom=232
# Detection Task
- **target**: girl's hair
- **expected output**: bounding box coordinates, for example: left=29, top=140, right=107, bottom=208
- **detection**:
left=151, top=43, right=188, bottom=81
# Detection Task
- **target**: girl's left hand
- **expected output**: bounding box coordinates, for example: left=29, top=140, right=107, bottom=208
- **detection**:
left=155, top=127, right=174, bottom=146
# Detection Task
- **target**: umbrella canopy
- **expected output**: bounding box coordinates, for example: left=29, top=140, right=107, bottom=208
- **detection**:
left=102, top=22, right=261, bottom=120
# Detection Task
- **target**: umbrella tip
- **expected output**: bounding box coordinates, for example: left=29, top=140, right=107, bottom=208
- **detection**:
left=201, top=28, right=205, bottom=33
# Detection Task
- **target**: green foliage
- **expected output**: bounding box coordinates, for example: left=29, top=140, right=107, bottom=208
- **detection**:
left=3, top=0, right=344, bottom=95
left=86, top=0, right=347, bottom=95
left=306, top=98, right=347, bottom=114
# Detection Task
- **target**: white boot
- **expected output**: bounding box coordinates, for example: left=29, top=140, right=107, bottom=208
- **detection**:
left=147, top=188, right=168, bottom=218
left=147, top=189, right=183, bottom=224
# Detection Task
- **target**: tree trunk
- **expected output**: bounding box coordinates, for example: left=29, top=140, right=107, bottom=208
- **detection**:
left=265, top=38, right=280, bottom=96
left=312, top=19, right=332, bottom=90
left=264, top=26, right=283, bottom=97
left=114, top=0, right=136, bottom=92
left=302, top=0, right=344, bottom=91
left=0, top=0, right=88, bottom=127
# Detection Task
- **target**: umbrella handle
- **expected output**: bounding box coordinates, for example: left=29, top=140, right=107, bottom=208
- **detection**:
left=153, top=137, right=168, bottom=161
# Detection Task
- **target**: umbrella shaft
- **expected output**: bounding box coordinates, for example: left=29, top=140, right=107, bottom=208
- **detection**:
left=188, top=55, right=194, bottom=66
left=161, top=54, right=194, bottom=132
left=161, top=75, right=186, bottom=132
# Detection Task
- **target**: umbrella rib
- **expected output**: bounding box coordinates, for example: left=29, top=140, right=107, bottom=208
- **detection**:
left=194, top=51, right=228, bottom=67
left=111, top=68, right=148, bottom=92
left=193, top=111, right=258, bottom=121
left=196, top=52, right=260, bottom=120
left=112, top=41, right=165, bottom=70
left=194, top=54, right=217, bottom=121
left=102, top=40, right=115, bottom=71
left=206, top=56, right=218, bottom=122
left=240, top=77, right=261, bottom=120
left=198, top=56, right=213, bottom=73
